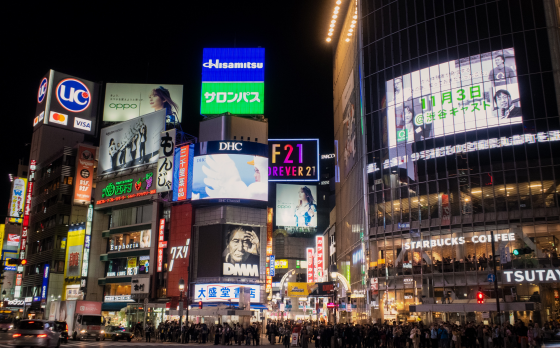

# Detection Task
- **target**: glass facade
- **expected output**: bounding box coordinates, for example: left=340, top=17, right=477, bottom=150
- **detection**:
left=359, top=0, right=560, bottom=324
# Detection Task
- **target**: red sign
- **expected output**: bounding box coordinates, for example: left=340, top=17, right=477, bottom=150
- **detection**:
left=16, top=274, right=22, bottom=286
left=176, top=146, right=190, bottom=201
left=158, top=241, right=168, bottom=248
left=167, top=204, right=193, bottom=298
left=20, top=160, right=36, bottom=259
left=75, top=301, right=101, bottom=315
left=307, top=248, right=314, bottom=283
left=316, top=236, right=324, bottom=281
left=157, top=218, right=165, bottom=272
left=74, top=145, right=96, bottom=205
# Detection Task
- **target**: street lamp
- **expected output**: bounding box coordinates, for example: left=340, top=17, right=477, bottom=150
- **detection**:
left=179, top=278, right=185, bottom=330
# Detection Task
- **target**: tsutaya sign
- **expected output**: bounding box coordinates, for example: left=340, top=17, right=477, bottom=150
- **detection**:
left=503, top=269, right=560, bottom=284
left=404, top=233, right=516, bottom=250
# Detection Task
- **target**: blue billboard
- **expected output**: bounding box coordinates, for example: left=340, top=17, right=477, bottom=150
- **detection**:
left=202, top=48, right=265, bottom=82
left=172, top=144, right=195, bottom=202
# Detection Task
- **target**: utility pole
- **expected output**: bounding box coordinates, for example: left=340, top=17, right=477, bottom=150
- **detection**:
left=490, top=231, right=501, bottom=324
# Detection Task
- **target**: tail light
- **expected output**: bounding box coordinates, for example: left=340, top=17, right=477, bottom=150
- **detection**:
left=13, top=334, right=21, bottom=338
left=66, top=324, right=68, bottom=331
left=37, top=334, right=47, bottom=338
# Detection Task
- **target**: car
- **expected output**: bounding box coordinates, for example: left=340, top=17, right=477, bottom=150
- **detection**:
left=11, top=320, right=61, bottom=348
left=54, top=321, right=68, bottom=344
left=103, top=326, right=133, bottom=342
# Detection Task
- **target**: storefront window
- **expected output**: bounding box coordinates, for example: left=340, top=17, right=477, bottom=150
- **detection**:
left=108, top=230, right=151, bottom=252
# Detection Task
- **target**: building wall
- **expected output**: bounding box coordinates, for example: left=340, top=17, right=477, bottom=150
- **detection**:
left=361, top=0, right=560, bottom=324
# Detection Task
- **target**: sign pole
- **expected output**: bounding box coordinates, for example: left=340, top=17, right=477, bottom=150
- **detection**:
left=490, top=231, right=500, bottom=324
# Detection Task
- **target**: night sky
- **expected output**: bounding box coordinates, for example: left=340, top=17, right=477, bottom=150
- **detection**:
left=3, top=1, right=334, bottom=209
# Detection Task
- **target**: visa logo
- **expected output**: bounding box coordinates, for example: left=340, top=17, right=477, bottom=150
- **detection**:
left=74, top=117, right=91, bottom=131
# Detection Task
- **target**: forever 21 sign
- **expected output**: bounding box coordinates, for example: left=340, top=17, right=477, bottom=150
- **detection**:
left=268, top=139, right=320, bottom=182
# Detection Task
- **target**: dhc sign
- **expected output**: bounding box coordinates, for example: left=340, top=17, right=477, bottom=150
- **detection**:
left=202, top=48, right=265, bottom=82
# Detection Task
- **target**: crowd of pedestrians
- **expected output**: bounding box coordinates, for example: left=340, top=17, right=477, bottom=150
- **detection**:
left=261, top=319, right=560, bottom=348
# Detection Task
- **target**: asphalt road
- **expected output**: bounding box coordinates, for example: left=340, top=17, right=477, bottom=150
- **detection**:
left=0, top=332, right=280, bottom=347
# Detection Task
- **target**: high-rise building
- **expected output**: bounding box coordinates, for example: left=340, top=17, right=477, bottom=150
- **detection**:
left=329, top=0, right=560, bottom=324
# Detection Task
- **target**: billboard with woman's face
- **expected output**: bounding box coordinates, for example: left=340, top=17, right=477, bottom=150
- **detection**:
left=103, top=83, right=183, bottom=123
left=98, top=109, right=166, bottom=175
left=275, top=184, right=318, bottom=228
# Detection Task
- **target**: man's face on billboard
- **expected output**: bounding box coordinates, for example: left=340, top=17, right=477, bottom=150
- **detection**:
left=496, top=92, right=511, bottom=109
left=228, top=230, right=252, bottom=263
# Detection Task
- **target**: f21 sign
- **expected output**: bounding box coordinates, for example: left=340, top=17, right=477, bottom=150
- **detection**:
left=268, top=139, right=319, bottom=182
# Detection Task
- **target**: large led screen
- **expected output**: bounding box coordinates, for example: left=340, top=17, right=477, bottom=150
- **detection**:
left=98, top=109, right=166, bottom=175
left=103, top=83, right=183, bottom=123
left=387, top=48, right=521, bottom=147
left=191, top=141, right=268, bottom=203
left=268, top=139, right=320, bottom=182
left=276, top=184, right=317, bottom=228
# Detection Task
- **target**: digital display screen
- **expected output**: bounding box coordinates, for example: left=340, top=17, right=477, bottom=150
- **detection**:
left=387, top=48, right=521, bottom=147
left=276, top=184, right=318, bottom=228
left=268, top=139, right=320, bottom=182
left=191, top=141, right=268, bottom=203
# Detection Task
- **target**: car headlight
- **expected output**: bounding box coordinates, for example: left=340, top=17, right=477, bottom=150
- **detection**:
left=100, top=330, right=105, bottom=334
left=80, top=330, right=87, bottom=333
left=9, top=325, right=13, bottom=329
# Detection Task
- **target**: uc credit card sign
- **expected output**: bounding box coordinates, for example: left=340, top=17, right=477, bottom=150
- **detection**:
left=201, top=82, right=264, bottom=115
left=201, top=48, right=264, bottom=115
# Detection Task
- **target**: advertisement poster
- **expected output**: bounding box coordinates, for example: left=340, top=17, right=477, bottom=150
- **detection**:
left=192, top=154, right=268, bottom=202
left=156, top=129, right=175, bottom=193
left=74, top=145, right=96, bottom=205
left=276, top=184, right=317, bottom=228
left=194, top=283, right=261, bottom=303
left=341, top=70, right=357, bottom=178
left=387, top=48, right=521, bottom=147
left=64, top=224, right=85, bottom=278
left=98, top=109, right=166, bottom=175
left=103, top=83, right=183, bottom=123
left=7, top=234, right=20, bottom=247
left=222, top=225, right=260, bottom=277
left=8, top=177, right=27, bottom=223
left=268, top=139, right=320, bottom=182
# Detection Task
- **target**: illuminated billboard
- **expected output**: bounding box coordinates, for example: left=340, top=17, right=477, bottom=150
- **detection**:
left=268, top=139, right=320, bottom=182
left=201, top=48, right=264, bottom=115
left=8, top=177, right=27, bottom=223
left=64, top=223, right=85, bottom=278
left=73, top=145, right=96, bottom=205
left=197, top=224, right=263, bottom=279
left=103, top=83, right=183, bottom=123
left=192, top=141, right=268, bottom=203
left=276, top=184, right=317, bottom=228
left=387, top=48, right=522, bottom=147
left=98, top=109, right=166, bottom=175
left=34, top=70, right=98, bottom=135
left=194, top=283, right=261, bottom=303
left=200, top=82, right=264, bottom=115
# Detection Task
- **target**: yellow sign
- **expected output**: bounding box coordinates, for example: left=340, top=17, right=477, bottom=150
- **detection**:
left=63, top=223, right=86, bottom=300
left=127, top=257, right=137, bottom=268
left=275, top=259, right=288, bottom=268
left=287, top=282, right=314, bottom=297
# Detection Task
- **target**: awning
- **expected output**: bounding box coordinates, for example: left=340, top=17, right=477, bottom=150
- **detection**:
left=202, top=302, right=268, bottom=310
left=102, top=302, right=128, bottom=311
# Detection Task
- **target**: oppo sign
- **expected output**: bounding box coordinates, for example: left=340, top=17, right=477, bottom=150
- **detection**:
left=404, top=233, right=516, bottom=250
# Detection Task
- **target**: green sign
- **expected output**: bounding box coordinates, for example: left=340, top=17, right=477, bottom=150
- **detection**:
left=200, top=82, right=264, bottom=115
left=102, top=173, right=153, bottom=198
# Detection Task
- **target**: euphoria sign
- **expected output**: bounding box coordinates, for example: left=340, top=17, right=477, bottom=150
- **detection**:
left=268, top=139, right=320, bottom=182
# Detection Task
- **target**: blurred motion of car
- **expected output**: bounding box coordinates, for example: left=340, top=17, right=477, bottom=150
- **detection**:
left=11, top=320, right=61, bottom=347
left=104, top=326, right=133, bottom=341
left=54, top=321, right=68, bottom=344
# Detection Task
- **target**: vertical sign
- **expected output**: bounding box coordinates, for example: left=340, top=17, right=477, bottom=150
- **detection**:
left=316, top=236, right=324, bottom=281
left=270, top=255, right=275, bottom=277
left=74, top=145, right=97, bottom=205
left=20, top=160, right=36, bottom=259
left=157, top=218, right=165, bottom=272
left=173, top=145, right=193, bottom=201
left=266, top=207, right=273, bottom=292
left=8, top=177, right=27, bottom=223
left=41, top=264, right=50, bottom=304
left=81, top=205, right=93, bottom=278
left=157, top=129, right=176, bottom=193
left=307, top=248, right=314, bottom=283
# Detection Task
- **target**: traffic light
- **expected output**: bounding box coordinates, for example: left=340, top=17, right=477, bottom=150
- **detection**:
left=6, top=259, right=26, bottom=266
left=513, top=247, right=532, bottom=256
left=477, top=291, right=484, bottom=304
left=199, top=301, right=203, bottom=309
